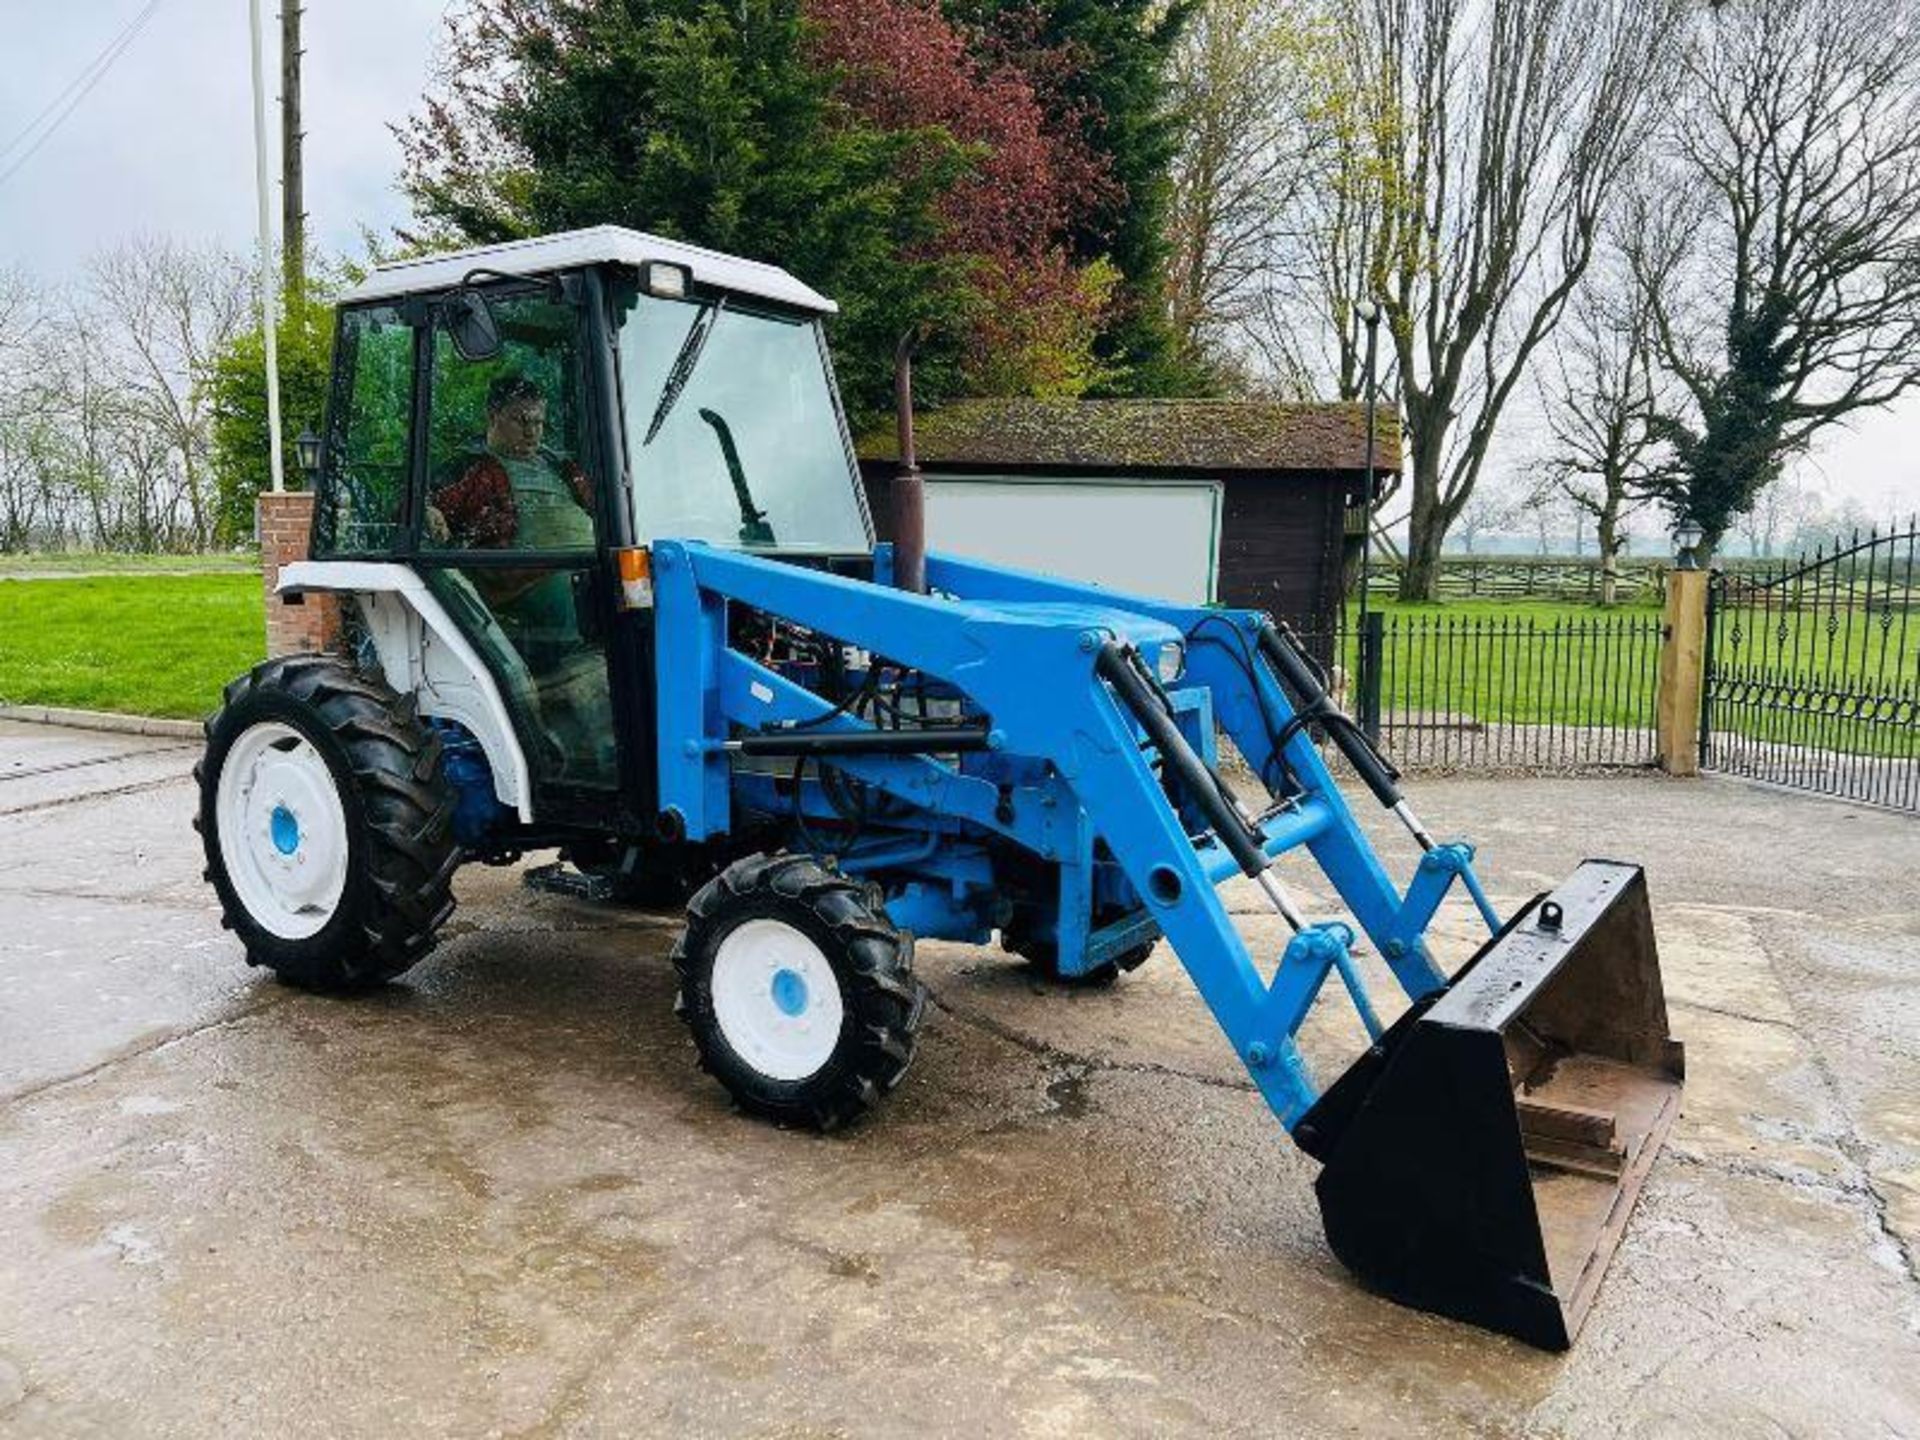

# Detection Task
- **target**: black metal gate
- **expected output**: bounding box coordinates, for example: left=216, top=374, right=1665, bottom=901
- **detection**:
left=1306, top=605, right=1665, bottom=774
left=1702, top=525, right=1920, bottom=810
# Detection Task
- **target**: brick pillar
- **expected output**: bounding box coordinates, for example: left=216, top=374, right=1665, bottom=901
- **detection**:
left=258, top=491, right=342, bottom=658
left=1655, top=567, right=1709, bottom=776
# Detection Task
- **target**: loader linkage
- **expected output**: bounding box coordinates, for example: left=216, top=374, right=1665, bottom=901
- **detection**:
left=651, top=540, right=1684, bottom=1350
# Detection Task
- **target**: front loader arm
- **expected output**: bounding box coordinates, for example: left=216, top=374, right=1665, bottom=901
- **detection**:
left=918, top=549, right=1493, bottom=990
left=651, top=540, right=1495, bottom=1128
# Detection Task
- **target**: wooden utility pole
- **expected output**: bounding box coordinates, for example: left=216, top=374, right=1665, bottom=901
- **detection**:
left=280, top=2, right=305, bottom=309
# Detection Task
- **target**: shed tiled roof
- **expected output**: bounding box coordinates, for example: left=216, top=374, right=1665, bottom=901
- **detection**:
left=856, top=398, right=1398, bottom=473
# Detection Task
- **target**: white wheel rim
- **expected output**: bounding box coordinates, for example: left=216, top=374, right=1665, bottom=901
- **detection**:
left=710, top=918, right=846, bottom=1082
left=215, top=720, right=350, bottom=940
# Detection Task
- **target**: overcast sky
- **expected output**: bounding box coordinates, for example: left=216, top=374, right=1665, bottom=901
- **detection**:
left=1, top=0, right=1915, bottom=528
left=0, top=0, right=443, bottom=277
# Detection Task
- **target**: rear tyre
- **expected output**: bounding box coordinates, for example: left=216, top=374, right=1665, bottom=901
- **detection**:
left=196, top=655, right=460, bottom=991
left=673, top=853, right=926, bottom=1130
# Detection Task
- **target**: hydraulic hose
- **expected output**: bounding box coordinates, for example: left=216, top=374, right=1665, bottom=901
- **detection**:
left=1095, top=641, right=1271, bottom=880
left=1256, top=622, right=1403, bottom=811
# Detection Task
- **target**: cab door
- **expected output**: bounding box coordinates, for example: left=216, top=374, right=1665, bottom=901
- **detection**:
left=411, top=283, right=624, bottom=805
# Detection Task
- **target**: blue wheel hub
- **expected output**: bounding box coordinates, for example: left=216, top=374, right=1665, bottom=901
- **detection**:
left=269, top=804, right=300, bottom=856
left=769, top=967, right=809, bottom=1017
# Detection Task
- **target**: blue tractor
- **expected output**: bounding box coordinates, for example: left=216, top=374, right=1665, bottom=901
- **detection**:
left=197, top=228, right=1683, bottom=1349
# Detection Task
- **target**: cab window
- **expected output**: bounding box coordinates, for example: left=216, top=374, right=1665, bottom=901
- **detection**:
left=312, top=305, right=413, bottom=556
left=618, top=295, right=869, bottom=553
left=415, top=288, right=617, bottom=790
left=420, top=293, right=592, bottom=555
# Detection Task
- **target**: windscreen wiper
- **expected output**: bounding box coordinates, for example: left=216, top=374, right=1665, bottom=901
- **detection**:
left=698, top=408, right=775, bottom=545
left=643, top=296, right=727, bottom=445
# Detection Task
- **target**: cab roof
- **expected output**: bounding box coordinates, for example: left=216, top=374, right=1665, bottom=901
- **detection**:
left=340, top=225, right=837, bottom=314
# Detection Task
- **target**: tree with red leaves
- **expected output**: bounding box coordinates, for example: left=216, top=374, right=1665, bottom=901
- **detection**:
left=805, top=0, right=1118, bottom=395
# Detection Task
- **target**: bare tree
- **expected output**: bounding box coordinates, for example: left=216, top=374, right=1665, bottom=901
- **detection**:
left=1451, top=483, right=1518, bottom=553
left=1733, top=475, right=1822, bottom=558
left=85, top=239, right=251, bottom=550
left=1328, top=0, right=1683, bottom=599
left=1538, top=258, right=1664, bottom=602
left=3, top=275, right=62, bottom=549
left=0, top=268, right=31, bottom=363
left=1633, top=0, right=1920, bottom=557
left=1232, top=10, right=1388, bottom=405
left=1165, top=0, right=1329, bottom=381
left=1519, top=487, right=1572, bottom=556
left=0, top=271, right=28, bottom=536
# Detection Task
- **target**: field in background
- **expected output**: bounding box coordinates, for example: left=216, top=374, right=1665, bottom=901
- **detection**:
left=0, top=572, right=1661, bottom=725
left=0, top=574, right=263, bottom=718
left=1327, top=589, right=1916, bottom=765
left=0, top=551, right=258, bottom=578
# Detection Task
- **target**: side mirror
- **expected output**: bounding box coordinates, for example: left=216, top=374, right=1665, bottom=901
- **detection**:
left=445, top=288, right=502, bottom=362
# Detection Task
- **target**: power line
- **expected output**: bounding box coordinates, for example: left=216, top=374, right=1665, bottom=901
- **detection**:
left=0, top=0, right=166, bottom=193
left=0, top=0, right=165, bottom=167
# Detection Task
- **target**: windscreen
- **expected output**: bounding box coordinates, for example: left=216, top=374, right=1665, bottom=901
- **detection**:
left=619, top=294, right=870, bottom=553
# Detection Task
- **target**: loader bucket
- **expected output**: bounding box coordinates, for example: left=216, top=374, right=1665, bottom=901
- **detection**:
left=1293, top=860, right=1684, bottom=1350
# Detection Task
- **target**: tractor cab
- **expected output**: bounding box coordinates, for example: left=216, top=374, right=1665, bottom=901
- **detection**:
left=305, top=227, right=871, bottom=824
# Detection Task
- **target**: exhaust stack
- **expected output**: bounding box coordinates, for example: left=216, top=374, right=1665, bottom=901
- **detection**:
left=891, top=330, right=927, bottom=594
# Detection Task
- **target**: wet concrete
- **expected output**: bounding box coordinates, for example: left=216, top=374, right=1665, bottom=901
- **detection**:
left=1, top=716, right=1917, bottom=1437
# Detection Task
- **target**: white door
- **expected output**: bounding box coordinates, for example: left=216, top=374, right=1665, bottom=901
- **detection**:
left=923, top=475, right=1221, bottom=604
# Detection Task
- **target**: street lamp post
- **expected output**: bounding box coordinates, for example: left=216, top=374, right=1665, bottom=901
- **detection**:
left=1355, top=300, right=1382, bottom=630
left=1354, top=300, right=1383, bottom=742
left=1674, top=519, right=1705, bottom=571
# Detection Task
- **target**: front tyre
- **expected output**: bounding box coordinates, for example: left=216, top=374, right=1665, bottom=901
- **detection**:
left=196, top=655, right=460, bottom=991
left=673, top=854, right=926, bottom=1130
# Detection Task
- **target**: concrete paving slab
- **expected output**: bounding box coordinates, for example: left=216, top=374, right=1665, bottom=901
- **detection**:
left=0, top=774, right=207, bottom=908
left=0, top=751, right=195, bottom=816
left=0, top=892, right=259, bottom=1099
left=0, top=739, right=1917, bottom=1437
left=0, top=719, right=196, bottom=816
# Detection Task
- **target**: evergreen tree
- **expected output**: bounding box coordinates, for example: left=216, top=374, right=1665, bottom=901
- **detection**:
left=402, top=1, right=974, bottom=425
left=207, top=294, right=335, bottom=544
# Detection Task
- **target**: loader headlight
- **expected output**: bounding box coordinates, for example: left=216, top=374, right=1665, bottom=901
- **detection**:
left=1155, top=641, right=1186, bottom=685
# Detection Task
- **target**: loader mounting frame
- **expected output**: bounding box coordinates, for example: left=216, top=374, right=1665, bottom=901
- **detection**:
left=651, top=540, right=1490, bottom=1129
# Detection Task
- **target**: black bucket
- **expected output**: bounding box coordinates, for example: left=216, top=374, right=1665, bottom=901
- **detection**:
left=1294, top=860, right=1684, bottom=1350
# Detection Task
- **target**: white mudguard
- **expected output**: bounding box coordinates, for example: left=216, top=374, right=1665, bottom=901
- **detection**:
left=276, top=561, right=534, bottom=822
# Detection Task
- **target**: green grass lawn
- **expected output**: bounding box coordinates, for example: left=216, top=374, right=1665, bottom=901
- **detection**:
left=0, top=574, right=264, bottom=719
left=1352, top=596, right=1663, bottom=621
left=1318, top=598, right=1666, bottom=732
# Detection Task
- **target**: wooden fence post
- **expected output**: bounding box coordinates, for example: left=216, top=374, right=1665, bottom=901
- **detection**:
left=1656, top=568, right=1709, bottom=775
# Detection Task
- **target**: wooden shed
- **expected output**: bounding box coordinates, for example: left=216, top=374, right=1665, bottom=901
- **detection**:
left=857, top=398, right=1394, bottom=634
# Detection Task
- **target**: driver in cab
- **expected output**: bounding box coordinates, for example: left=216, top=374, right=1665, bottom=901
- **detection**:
left=425, top=372, right=598, bottom=650
left=424, top=374, right=610, bottom=776
left=427, top=374, right=594, bottom=554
